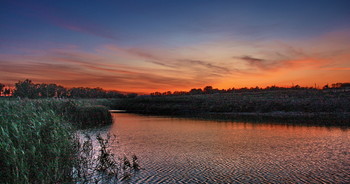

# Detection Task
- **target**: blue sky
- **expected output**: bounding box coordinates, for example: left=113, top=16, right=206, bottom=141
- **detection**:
left=1, top=0, right=350, bottom=92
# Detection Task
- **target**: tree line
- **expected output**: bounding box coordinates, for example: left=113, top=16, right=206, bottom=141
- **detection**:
left=0, top=83, right=11, bottom=96
left=2, top=79, right=349, bottom=98
left=150, top=83, right=350, bottom=96
left=0, top=79, right=137, bottom=98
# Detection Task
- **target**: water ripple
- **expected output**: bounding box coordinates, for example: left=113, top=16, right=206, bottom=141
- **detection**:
left=110, top=114, right=350, bottom=183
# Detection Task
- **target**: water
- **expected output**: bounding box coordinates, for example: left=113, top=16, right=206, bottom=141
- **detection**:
left=106, top=113, right=349, bottom=183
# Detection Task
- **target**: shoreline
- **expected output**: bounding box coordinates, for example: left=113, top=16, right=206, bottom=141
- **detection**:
left=121, top=110, right=350, bottom=127
left=112, top=90, right=350, bottom=127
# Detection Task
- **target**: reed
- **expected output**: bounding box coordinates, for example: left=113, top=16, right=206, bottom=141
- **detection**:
left=73, top=133, right=141, bottom=183
left=0, top=100, right=75, bottom=183
left=0, top=99, right=120, bottom=183
left=69, top=105, right=113, bottom=127
left=15, top=99, right=114, bottom=128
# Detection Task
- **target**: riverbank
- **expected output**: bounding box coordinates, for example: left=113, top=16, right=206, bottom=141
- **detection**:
left=113, top=89, right=350, bottom=126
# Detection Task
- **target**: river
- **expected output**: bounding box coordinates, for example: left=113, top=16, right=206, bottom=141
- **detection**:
left=98, top=113, right=349, bottom=183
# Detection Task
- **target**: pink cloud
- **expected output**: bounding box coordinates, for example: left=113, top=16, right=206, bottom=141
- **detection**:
left=15, top=1, right=119, bottom=40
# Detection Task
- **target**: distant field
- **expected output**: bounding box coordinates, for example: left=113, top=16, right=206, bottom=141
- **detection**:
left=114, top=89, right=350, bottom=126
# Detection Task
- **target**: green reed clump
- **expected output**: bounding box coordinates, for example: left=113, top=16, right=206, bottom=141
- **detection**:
left=23, top=99, right=113, bottom=127
left=72, top=105, right=112, bottom=127
left=0, top=100, right=76, bottom=183
left=49, top=100, right=113, bottom=127
left=0, top=99, right=138, bottom=183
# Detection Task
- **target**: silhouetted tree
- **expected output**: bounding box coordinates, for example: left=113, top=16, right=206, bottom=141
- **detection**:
left=3, top=88, right=11, bottom=96
left=47, top=84, right=58, bottom=97
left=203, top=86, right=213, bottom=94
left=292, top=85, right=301, bottom=89
left=331, top=83, right=342, bottom=88
left=69, top=87, right=86, bottom=98
left=189, top=88, right=203, bottom=95
left=38, top=83, right=58, bottom=97
left=5, top=79, right=125, bottom=98
left=90, top=87, right=105, bottom=98
left=56, top=85, right=67, bottom=98
left=13, top=79, right=38, bottom=98
left=38, top=84, right=48, bottom=97
left=173, top=91, right=186, bottom=95
left=0, top=83, right=4, bottom=96
left=151, top=92, right=162, bottom=96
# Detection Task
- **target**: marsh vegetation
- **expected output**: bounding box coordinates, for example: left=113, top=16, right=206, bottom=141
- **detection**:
left=0, top=99, right=138, bottom=183
left=115, top=88, right=350, bottom=126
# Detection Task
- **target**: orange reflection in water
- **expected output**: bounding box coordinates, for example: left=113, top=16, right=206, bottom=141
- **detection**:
left=107, top=113, right=349, bottom=183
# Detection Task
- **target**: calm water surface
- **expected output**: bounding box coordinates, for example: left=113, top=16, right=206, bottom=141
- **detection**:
left=105, top=113, right=349, bottom=183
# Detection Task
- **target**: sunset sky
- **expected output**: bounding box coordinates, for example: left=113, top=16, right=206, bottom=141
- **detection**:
left=1, top=0, right=350, bottom=93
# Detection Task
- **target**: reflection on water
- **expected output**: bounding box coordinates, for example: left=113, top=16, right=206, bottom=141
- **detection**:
left=107, top=113, right=349, bottom=183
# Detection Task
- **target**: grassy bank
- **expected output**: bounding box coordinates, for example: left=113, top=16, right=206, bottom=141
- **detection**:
left=114, top=89, right=350, bottom=126
left=0, top=99, right=114, bottom=183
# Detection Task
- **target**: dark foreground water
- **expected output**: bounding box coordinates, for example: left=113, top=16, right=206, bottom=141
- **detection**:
left=106, top=113, right=349, bottom=183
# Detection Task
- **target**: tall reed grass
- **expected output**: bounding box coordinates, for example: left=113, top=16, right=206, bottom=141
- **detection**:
left=0, top=99, right=125, bottom=183
left=0, top=99, right=75, bottom=183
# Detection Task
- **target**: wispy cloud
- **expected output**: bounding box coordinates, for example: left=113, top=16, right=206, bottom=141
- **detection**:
left=236, top=55, right=268, bottom=69
left=235, top=30, right=350, bottom=73
left=103, top=44, right=236, bottom=81
left=14, top=1, right=118, bottom=40
left=0, top=46, right=215, bottom=92
left=1, top=27, right=350, bottom=92
left=56, top=22, right=118, bottom=40
left=320, top=67, right=350, bottom=71
left=177, top=59, right=231, bottom=74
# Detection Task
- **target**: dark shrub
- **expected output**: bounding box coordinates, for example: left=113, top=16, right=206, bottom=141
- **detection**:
left=71, top=105, right=112, bottom=127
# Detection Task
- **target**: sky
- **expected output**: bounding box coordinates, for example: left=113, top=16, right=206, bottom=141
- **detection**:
left=1, top=0, right=350, bottom=93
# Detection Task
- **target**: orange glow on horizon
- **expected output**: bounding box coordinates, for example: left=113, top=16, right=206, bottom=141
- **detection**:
left=1, top=29, right=350, bottom=94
